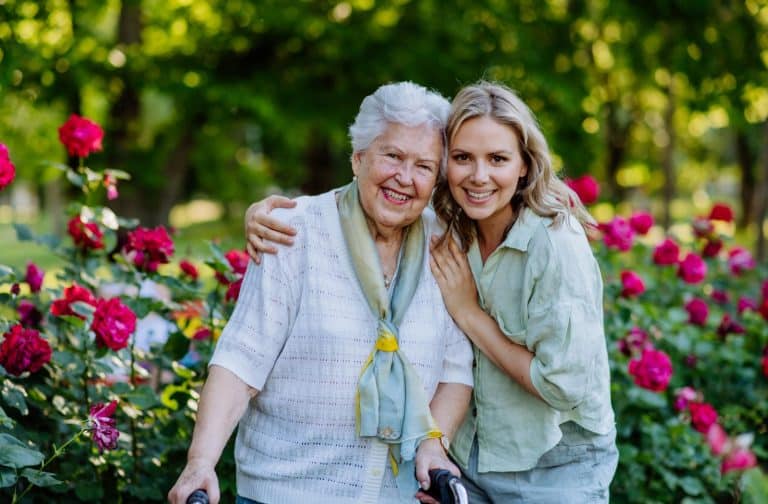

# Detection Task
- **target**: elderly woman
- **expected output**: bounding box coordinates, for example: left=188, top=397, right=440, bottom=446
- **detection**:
left=168, top=82, right=473, bottom=504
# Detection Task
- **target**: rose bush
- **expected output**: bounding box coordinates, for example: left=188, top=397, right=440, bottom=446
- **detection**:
left=2, top=129, right=767, bottom=502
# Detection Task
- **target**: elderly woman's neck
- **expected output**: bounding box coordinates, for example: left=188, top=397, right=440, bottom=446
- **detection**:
left=365, top=218, right=405, bottom=246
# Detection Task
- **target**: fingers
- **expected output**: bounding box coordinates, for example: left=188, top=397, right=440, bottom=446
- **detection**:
left=245, top=242, right=262, bottom=265
left=265, top=194, right=297, bottom=211
left=414, top=491, right=440, bottom=504
left=254, top=216, right=297, bottom=244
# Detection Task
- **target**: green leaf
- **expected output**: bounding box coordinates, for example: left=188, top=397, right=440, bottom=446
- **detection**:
left=742, top=468, right=768, bottom=504
left=13, top=223, right=36, bottom=242
left=75, top=480, right=104, bottom=501
left=0, top=264, right=14, bottom=282
left=125, top=384, right=159, bottom=409
left=66, top=170, right=84, bottom=187
left=1, top=380, right=29, bottom=415
left=21, top=468, right=63, bottom=487
left=0, top=404, right=14, bottom=429
left=163, top=330, right=191, bottom=361
left=160, top=384, right=189, bottom=411
left=0, top=467, right=17, bottom=488
left=678, top=475, right=704, bottom=496
left=0, top=434, right=44, bottom=468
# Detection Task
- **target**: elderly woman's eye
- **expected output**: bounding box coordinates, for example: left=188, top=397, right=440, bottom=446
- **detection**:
left=386, top=152, right=400, bottom=160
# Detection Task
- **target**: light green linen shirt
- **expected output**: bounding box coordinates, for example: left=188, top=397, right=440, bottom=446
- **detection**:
left=450, top=208, right=615, bottom=473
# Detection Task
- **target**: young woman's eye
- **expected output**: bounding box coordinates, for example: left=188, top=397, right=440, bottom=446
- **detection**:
left=452, top=153, right=469, bottom=162
left=491, top=154, right=507, bottom=163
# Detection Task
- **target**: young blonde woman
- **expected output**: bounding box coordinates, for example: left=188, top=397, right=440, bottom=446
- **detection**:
left=245, top=81, right=618, bottom=503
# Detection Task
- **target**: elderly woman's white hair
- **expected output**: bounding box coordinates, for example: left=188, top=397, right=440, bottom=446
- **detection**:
left=348, top=82, right=450, bottom=167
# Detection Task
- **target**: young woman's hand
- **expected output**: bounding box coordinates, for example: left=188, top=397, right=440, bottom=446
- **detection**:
left=244, top=195, right=297, bottom=263
left=429, top=235, right=479, bottom=322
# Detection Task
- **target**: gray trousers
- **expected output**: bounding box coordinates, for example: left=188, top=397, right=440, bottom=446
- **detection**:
left=459, top=422, right=618, bottom=503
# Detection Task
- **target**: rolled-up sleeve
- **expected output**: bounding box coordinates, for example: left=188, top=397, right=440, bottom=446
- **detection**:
left=526, top=223, right=605, bottom=411
left=209, top=245, right=300, bottom=391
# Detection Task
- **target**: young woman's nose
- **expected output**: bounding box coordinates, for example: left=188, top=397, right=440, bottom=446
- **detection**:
left=469, top=161, right=490, bottom=184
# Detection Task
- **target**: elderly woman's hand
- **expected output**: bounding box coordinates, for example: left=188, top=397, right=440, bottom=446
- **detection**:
left=429, top=235, right=479, bottom=322
left=167, top=457, right=219, bottom=504
left=244, top=195, right=297, bottom=263
left=414, top=437, right=461, bottom=503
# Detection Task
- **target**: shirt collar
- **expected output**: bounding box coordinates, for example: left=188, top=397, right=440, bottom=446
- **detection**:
left=499, top=207, right=551, bottom=252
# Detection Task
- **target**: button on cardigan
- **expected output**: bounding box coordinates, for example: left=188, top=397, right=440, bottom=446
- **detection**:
left=450, top=208, right=615, bottom=473
left=210, top=189, right=474, bottom=503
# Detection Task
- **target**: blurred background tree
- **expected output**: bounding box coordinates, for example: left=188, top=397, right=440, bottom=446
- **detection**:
left=1, top=0, right=767, bottom=261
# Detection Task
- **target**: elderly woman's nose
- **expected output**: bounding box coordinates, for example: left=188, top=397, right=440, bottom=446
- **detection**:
left=394, top=162, right=416, bottom=185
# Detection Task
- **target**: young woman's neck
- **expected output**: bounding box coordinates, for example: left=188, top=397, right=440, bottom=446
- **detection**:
left=476, top=206, right=516, bottom=261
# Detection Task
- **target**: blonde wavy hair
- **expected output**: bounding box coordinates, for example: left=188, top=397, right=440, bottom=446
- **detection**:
left=433, top=81, right=595, bottom=251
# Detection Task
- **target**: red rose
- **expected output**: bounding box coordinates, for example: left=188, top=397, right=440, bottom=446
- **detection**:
left=737, top=297, right=758, bottom=314
left=721, top=447, right=757, bottom=474
left=727, top=247, right=755, bottom=275
left=10, top=283, right=20, bottom=296
left=58, top=114, right=104, bottom=158
left=691, top=217, right=714, bottom=239
left=620, top=270, right=645, bottom=297
left=717, top=314, right=745, bottom=338
left=88, top=401, right=119, bottom=452
left=225, top=277, right=243, bottom=302
left=711, top=289, right=729, bottom=305
left=677, top=253, right=707, bottom=284
left=762, top=352, right=768, bottom=378
left=599, top=217, right=635, bottom=252
left=179, top=260, right=199, bottom=280
left=50, top=283, right=97, bottom=318
left=25, top=262, right=45, bottom=293
left=708, top=202, right=734, bottom=223
left=617, top=327, right=651, bottom=357
left=565, top=175, right=600, bottom=205
left=652, top=238, right=680, bottom=265
left=0, top=324, right=52, bottom=376
left=701, top=238, right=723, bottom=258
left=225, top=249, right=249, bottom=275
left=91, top=298, right=137, bottom=351
left=706, top=424, right=729, bottom=456
left=18, top=300, right=43, bottom=328
left=0, top=143, right=16, bottom=191
left=688, top=401, right=718, bottom=433
left=684, top=298, right=708, bottom=326
left=124, top=226, right=175, bottom=272
left=67, top=216, right=105, bottom=250
left=628, top=211, right=653, bottom=235
left=762, top=280, right=768, bottom=301
left=628, top=348, right=673, bottom=392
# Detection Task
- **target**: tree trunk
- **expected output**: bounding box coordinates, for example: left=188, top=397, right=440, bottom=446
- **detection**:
left=755, top=121, right=768, bottom=261
left=301, top=128, right=336, bottom=195
left=155, top=128, right=197, bottom=226
left=604, top=101, right=630, bottom=202
left=735, top=131, right=755, bottom=229
left=661, top=84, right=676, bottom=231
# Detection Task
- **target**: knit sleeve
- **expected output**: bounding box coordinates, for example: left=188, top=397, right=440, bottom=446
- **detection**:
left=209, top=244, right=301, bottom=391
left=439, top=317, right=474, bottom=387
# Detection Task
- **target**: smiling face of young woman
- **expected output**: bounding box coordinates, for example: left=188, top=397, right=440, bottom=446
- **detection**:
left=446, top=115, right=528, bottom=236
left=352, top=122, right=442, bottom=238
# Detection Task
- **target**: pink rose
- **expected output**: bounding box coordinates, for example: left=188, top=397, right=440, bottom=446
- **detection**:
left=124, top=226, right=175, bottom=272
left=617, top=327, right=651, bottom=357
left=684, top=298, right=708, bottom=326
left=717, top=314, right=745, bottom=338
left=673, top=386, right=698, bottom=412
left=677, top=253, right=707, bottom=284
left=103, top=173, right=118, bottom=200
left=0, top=143, right=16, bottom=191
left=25, top=262, right=45, bottom=293
left=565, top=175, right=600, bottom=205
left=708, top=202, right=734, bottom=223
left=727, top=247, right=755, bottom=275
left=91, top=298, right=137, bottom=351
left=0, top=324, right=52, bottom=376
left=620, top=270, right=645, bottom=297
left=599, top=217, right=635, bottom=252
left=88, top=401, right=119, bottom=452
left=721, top=448, right=757, bottom=474
left=737, top=297, right=758, bottom=314
left=58, top=114, right=104, bottom=158
left=653, top=238, right=680, bottom=266
left=688, top=401, right=718, bottom=433
left=629, top=211, right=653, bottom=235
left=50, top=283, right=97, bottom=318
left=628, top=348, right=673, bottom=392
left=179, top=260, right=199, bottom=280
left=701, top=239, right=723, bottom=258
left=706, top=424, right=729, bottom=456
left=67, top=216, right=105, bottom=250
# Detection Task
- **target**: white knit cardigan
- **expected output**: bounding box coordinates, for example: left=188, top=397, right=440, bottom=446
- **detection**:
left=210, top=189, right=474, bottom=503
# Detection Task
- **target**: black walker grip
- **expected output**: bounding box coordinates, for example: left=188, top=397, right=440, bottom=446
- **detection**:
left=186, top=489, right=209, bottom=504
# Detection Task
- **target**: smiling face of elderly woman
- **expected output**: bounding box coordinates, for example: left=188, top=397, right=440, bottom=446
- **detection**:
left=351, top=122, right=442, bottom=236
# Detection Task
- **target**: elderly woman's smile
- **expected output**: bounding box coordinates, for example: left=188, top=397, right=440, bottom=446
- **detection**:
left=352, top=122, right=442, bottom=238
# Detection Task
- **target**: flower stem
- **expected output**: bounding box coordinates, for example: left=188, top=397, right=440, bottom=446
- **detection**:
left=12, top=430, right=85, bottom=504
